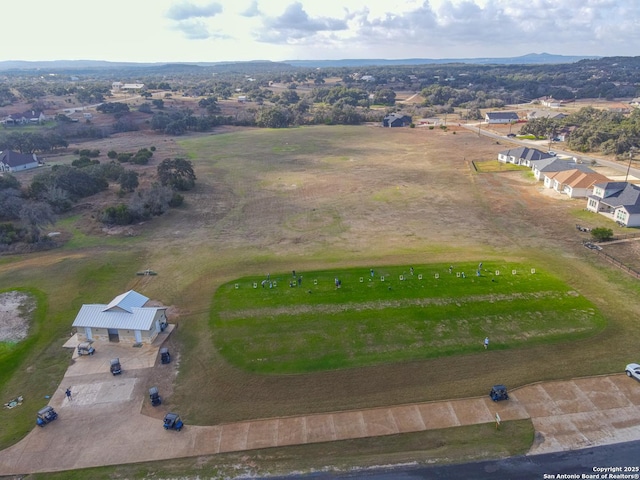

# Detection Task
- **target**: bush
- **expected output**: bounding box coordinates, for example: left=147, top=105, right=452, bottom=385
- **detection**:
left=101, top=204, right=135, bottom=225
left=591, top=227, right=614, bottom=242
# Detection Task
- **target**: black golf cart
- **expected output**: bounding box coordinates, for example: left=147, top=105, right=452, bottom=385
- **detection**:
left=489, top=384, right=509, bottom=401
left=163, top=412, right=184, bottom=431
left=77, top=342, right=95, bottom=356
left=36, top=406, right=58, bottom=427
left=160, top=347, right=171, bottom=364
left=110, top=358, right=122, bottom=375
left=149, top=386, right=161, bottom=406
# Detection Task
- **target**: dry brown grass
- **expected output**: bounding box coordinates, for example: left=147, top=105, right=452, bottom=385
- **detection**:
left=4, top=124, right=640, bottom=428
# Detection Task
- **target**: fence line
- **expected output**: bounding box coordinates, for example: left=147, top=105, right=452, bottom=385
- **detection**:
left=592, top=249, right=640, bottom=280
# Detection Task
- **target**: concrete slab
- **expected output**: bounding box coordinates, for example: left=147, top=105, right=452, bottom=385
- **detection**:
left=305, top=414, right=336, bottom=444
left=246, top=419, right=279, bottom=450
left=450, top=398, right=494, bottom=425
left=608, top=376, right=640, bottom=405
left=361, top=408, right=399, bottom=437
left=218, top=422, right=250, bottom=453
left=332, top=411, right=367, bottom=440
left=540, top=380, right=598, bottom=415
left=276, top=417, right=307, bottom=446
left=575, top=376, right=634, bottom=410
left=515, top=384, right=563, bottom=418
left=417, top=402, right=459, bottom=429
left=390, top=405, right=426, bottom=433
left=482, top=396, right=528, bottom=421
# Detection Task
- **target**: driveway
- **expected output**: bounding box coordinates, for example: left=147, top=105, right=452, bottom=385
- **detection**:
left=1, top=335, right=640, bottom=474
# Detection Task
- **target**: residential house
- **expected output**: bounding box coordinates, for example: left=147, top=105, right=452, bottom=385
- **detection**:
left=1, top=110, right=46, bottom=125
left=111, top=82, right=145, bottom=92
left=586, top=182, right=640, bottom=227
left=72, top=290, right=168, bottom=345
left=0, top=150, right=40, bottom=172
left=541, top=97, right=562, bottom=108
left=531, top=158, right=592, bottom=181
left=485, top=112, right=519, bottom=124
left=497, top=147, right=553, bottom=166
left=542, top=169, right=609, bottom=198
left=526, top=110, right=567, bottom=121
left=382, top=113, right=412, bottom=127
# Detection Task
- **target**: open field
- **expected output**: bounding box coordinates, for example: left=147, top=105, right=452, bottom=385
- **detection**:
left=1, top=124, right=640, bottom=464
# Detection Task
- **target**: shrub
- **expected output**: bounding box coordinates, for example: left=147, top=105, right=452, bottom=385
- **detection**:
left=591, top=227, right=614, bottom=242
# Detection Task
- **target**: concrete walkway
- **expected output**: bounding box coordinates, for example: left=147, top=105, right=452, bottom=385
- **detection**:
left=1, top=340, right=640, bottom=475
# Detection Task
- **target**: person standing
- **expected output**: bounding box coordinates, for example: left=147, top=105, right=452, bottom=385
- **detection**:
left=65, top=388, right=72, bottom=401
left=484, top=337, right=489, bottom=349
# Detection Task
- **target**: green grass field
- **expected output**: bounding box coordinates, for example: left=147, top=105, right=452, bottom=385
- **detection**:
left=213, top=262, right=604, bottom=373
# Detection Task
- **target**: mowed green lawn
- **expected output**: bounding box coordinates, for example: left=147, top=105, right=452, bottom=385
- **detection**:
left=213, top=261, right=604, bottom=373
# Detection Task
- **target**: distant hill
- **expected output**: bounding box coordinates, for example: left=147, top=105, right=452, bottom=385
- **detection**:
left=284, top=53, right=598, bottom=68
left=0, top=53, right=598, bottom=72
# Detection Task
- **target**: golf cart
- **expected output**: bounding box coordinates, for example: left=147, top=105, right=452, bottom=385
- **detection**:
left=149, top=386, right=161, bottom=406
left=110, top=358, right=122, bottom=375
left=77, top=342, right=95, bottom=356
left=160, top=347, right=171, bottom=364
left=163, top=412, right=183, bottom=431
left=36, top=406, right=58, bottom=427
left=489, top=384, right=509, bottom=402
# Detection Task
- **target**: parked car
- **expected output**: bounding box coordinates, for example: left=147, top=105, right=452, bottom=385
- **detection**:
left=625, top=363, right=640, bottom=381
left=77, top=342, right=95, bottom=356
left=163, top=412, right=183, bottom=431
left=110, top=358, right=122, bottom=375
left=149, top=386, right=161, bottom=406
left=489, top=384, right=509, bottom=401
left=507, top=133, right=516, bottom=138
left=160, top=347, right=171, bottom=364
left=36, top=406, right=58, bottom=427
left=548, top=151, right=557, bottom=156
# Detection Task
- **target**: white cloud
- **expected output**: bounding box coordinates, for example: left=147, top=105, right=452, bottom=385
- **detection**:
left=1, top=0, right=638, bottom=62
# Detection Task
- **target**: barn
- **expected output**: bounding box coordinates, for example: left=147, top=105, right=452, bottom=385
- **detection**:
left=72, top=290, right=168, bottom=345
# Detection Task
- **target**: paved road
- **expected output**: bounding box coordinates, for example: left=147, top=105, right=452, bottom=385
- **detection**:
left=272, top=440, right=640, bottom=479
left=1, top=333, right=640, bottom=476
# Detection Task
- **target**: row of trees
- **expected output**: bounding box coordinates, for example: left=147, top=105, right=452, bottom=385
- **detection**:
left=0, top=131, right=69, bottom=153
left=520, top=107, right=640, bottom=157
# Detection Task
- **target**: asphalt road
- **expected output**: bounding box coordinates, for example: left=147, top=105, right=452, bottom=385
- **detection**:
left=264, top=440, right=640, bottom=479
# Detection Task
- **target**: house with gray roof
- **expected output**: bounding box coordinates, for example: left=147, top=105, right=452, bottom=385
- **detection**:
left=0, top=150, right=40, bottom=173
left=72, top=290, right=168, bottom=345
left=382, top=113, right=412, bottom=127
left=531, top=159, right=593, bottom=181
left=485, top=111, right=519, bottom=124
left=497, top=147, right=553, bottom=166
left=586, top=182, right=640, bottom=227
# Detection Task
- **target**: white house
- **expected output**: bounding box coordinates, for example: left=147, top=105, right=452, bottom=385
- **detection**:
left=112, top=82, right=145, bottom=92
left=497, top=147, right=553, bottom=166
left=541, top=97, right=562, bottom=108
left=586, top=182, right=640, bottom=227
left=542, top=170, right=609, bottom=198
left=531, top=159, right=592, bottom=181
left=0, top=150, right=40, bottom=172
left=72, top=290, right=168, bottom=345
left=485, top=112, right=519, bottom=124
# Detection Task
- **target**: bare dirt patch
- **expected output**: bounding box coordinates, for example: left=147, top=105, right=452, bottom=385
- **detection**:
left=0, top=291, right=35, bottom=343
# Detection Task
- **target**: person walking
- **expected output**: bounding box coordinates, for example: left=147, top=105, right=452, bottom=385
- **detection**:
left=484, top=337, right=489, bottom=349
left=65, top=388, right=72, bottom=401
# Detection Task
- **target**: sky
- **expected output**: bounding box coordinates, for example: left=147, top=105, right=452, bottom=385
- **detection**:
left=4, top=0, right=639, bottom=63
